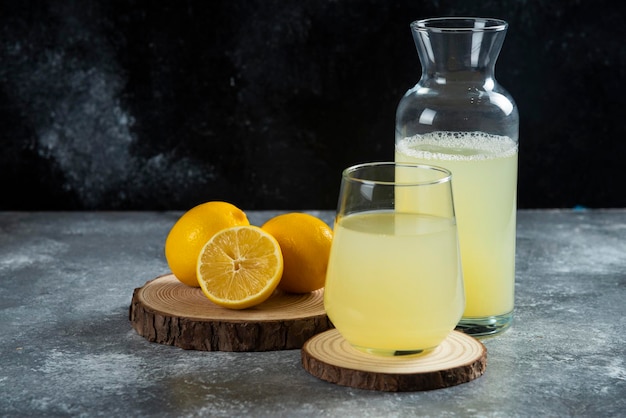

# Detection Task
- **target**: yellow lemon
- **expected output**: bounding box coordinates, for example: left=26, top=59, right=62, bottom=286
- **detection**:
left=165, top=201, right=249, bottom=287
left=261, top=212, right=333, bottom=294
left=197, top=225, right=283, bottom=309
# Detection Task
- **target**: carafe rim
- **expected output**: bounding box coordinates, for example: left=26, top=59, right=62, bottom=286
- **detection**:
left=411, top=17, right=508, bottom=33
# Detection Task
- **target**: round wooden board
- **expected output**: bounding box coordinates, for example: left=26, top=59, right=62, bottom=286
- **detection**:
left=129, top=274, right=332, bottom=351
left=301, top=329, right=487, bottom=392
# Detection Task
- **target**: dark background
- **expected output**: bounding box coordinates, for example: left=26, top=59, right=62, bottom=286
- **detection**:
left=1, top=0, right=624, bottom=210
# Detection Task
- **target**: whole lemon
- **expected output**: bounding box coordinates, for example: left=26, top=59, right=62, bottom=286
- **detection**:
left=165, top=201, right=249, bottom=287
left=261, top=212, right=333, bottom=294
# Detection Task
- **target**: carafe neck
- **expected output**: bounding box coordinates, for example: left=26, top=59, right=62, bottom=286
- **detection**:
left=411, top=18, right=507, bottom=82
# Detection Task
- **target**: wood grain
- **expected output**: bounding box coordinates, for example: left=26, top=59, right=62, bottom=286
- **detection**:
left=129, top=274, right=332, bottom=351
left=301, top=329, right=487, bottom=391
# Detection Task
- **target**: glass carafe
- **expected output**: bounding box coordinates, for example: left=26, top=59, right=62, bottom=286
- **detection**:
left=395, top=17, right=519, bottom=336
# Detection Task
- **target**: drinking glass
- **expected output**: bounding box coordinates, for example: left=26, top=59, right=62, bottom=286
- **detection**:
left=324, top=162, right=465, bottom=356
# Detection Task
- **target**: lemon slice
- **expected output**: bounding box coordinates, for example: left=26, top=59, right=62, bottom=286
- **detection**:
left=197, top=225, right=284, bottom=309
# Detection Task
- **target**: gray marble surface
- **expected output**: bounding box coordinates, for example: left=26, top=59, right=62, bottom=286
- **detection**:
left=1, top=209, right=625, bottom=417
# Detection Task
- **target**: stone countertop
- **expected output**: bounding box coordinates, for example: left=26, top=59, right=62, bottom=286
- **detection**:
left=1, top=209, right=624, bottom=417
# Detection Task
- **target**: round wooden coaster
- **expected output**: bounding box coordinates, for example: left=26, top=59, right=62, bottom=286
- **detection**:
left=129, top=274, right=332, bottom=351
left=301, top=329, right=487, bottom=391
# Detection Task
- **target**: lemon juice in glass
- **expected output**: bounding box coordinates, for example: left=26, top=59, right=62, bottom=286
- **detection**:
left=324, top=162, right=464, bottom=356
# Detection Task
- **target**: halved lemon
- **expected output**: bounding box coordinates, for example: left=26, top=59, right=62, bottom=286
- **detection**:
left=196, top=225, right=284, bottom=309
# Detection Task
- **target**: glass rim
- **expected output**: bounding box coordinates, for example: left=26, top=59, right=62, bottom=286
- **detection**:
left=342, top=162, right=452, bottom=186
left=411, top=17, right=508, bottom=33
